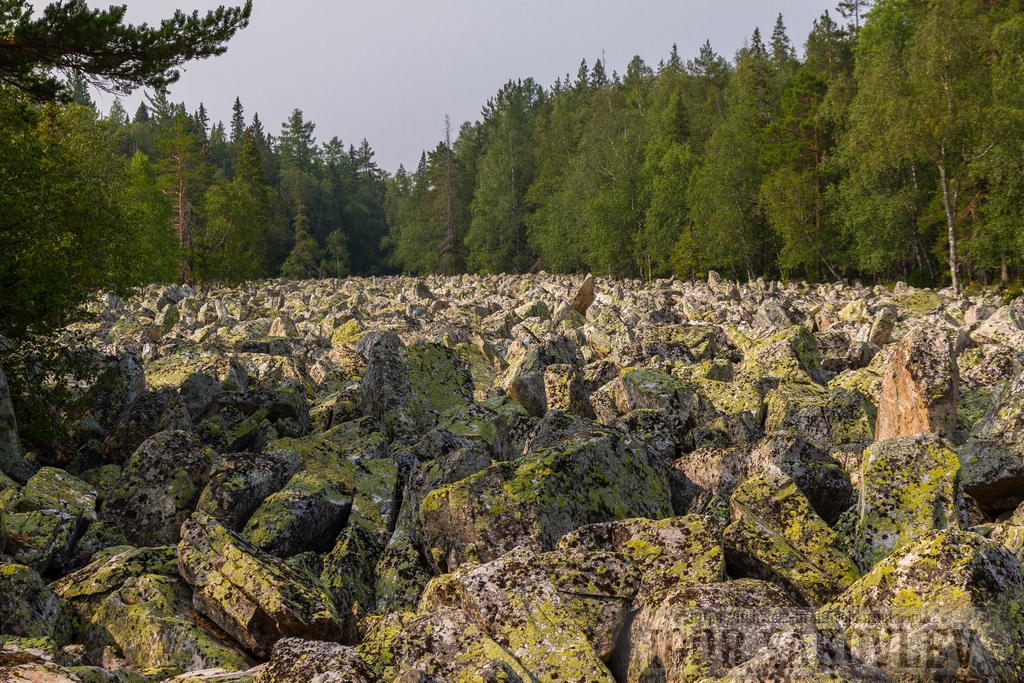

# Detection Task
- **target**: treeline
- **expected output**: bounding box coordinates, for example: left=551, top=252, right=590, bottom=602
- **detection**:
left=387, top=0, right=1024, bottom=295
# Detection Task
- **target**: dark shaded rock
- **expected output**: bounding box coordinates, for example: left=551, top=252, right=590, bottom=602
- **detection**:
left=100, top=431, right=215, bottom=546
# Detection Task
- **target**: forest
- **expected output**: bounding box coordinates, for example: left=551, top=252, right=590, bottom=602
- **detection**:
left=4, top=0, right=1024, bottom=348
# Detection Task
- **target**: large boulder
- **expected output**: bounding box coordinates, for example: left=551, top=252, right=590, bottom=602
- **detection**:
left=958, top=372, right=1024, bottom=515
left=0, top=563, right=74, bottom=645
left=626, top=579, right=812, bottom=683
left=3, top=467, right=97, bottom=574
left=421, top=420, right=672, bottom=571
left=455, top=547, right=615, bottom=683
left=360, top=333, right=474, bottom=441
left=177, top=511, right=345, bottom=658
left=724, top=470, right=861, bottom=608
left=101, top=431, right=216, bottom=546
left=718, top=629, right=890, bottom=682
left=93, top=572, right=253, bottom=673
left=875, top=327, right=959, bottom=441
left=196, top=450, right=303, bottom=532
left=819, top=529, right=1024, bottom=681
left=557, top=515, right=725, bottom=608
left=242, top=470, right=352, bottom=558
left=358, top=607, right=531, bottom=682
left=671, top=433, right=852, bottom=526
left=855, top=433, right=965, bottom=570
left=253, top=638, right=375, bottom=683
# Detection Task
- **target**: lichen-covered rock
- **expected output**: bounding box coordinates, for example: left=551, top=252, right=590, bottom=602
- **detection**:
left=875, top=327, right=959, bottom=441
left=101, top=389, right=174, bottom=464
left=717, top=629, right=891, bottom=682
left=958, top=372, right=1024, bottom=515
left=421, top=420, right=672, bottom=570
left=455, top=547, right=615, bottom=683
left=627, top=579, right=812, bottom=683
left=763, top=380, right=831, bottom=448
left=3, top=508, right=82, bottom=574
left=88, top=352, right=147, bottom=433
left=94, top=573, right=253, bottom=673
left=741, top=324, right=826, bottom=388
left=242, top=471, right=352, bottom=558
left=51, top=546, right=180, bottom=620
left=177, top=511, right=344, bottom=658
left=671, top=433, right=852, bottom=526
left=320, top=513, right=386, bottom=630
left=536, top=548, right=640, bottom=660
left=543, top=363, right=592, bottom=417
left=253, top=638, right=375, bottom=683
left=218, top=381, right=311, bottom=438
left=17, top=467, right=97, bottom=524
left=196, top=450, right=303, bottom=532
left=100, top=431, right=216, bottom=547
left=855, top=433, right=965, bottom=570
left=358, top=607, right=531, bottom=682
left=819, top=529, right=1024, bottom=681
left=557, top=515, right=725, bottom=608
left=361, top=333, right=474, bottom=441
left=724, top=470, right=860, bottom=608
left=0, top=564, right=73, bottom=645
left=66, top=521, right=128, bottom=572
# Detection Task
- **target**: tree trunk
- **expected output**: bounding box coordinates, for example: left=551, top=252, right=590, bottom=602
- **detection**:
left=1002, top=253, right=1010, bottom=285
left=938, top=162, right=961, bottom=298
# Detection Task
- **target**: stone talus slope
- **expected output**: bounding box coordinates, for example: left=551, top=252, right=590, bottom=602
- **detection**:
left=2, top=273, right=1024, bottom=682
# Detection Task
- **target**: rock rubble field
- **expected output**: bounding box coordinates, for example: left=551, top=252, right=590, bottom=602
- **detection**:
left=3, top=273, right=1024, bottom=682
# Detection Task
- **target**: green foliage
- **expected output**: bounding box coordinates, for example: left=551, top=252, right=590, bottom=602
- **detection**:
left=0, top=93, right=161, bottom=340
left=0, top=0, right=252, bottom=100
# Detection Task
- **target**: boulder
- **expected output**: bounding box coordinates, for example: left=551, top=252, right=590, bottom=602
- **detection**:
left=718, top=629, right=890, bottom=682
left=455, top=547, right=614, bottom=683
left=819, top=529, right=1024, bottom=681
left=570, top=274, right=596, bottom=316
left=94, top=572, right=253, bottom=673
left=958, top=372, right=1024, bottom=515
left=100, top=431, right=216, bottom=546
left=253, top=638, right=375, bottom=683
left=536, top=548, right=640, bottom=660
left=358, top=608, right=531, bottom=682
left=855, top=433, right=965, bottom=570
left=0, top=563, right=73, bottom=645
left=626, top=579, right=812, bottom=683
left=177, top=511, right=345, bottom=658
left=421, top=420, right=672, bottom=571
left=242, top=470, right=352, bottom=558
left=724, top=470, right=860, bottom=608
left=361, top=334, right=474, bottom=441
left=196, top=450, right=303, bottom=532
left=557, top=515, right=725, bottom=608
left=875, top=326, right=959, bottom=441
left=671, top=433, right=852, bottom=526
left=101, top=389, right=173, bottom=464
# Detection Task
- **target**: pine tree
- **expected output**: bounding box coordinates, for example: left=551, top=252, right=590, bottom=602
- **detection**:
left=667, top=43, right=682, bottom=70
left=68, top=72, right=94, bottom=108
left=107, top=99, right=128, bottom=126
left=230, top=96, right=245, bottom=143
left=771, top=14, right=796, bottom=65
left=591, top=59, right=608, bottom=88
left=134, top=101, right=149, bottom=123
left=837, top=0, right=871, bottom=32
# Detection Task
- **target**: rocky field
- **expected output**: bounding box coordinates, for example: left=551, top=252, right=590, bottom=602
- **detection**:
left=2, top=273, right=1024, bottom=682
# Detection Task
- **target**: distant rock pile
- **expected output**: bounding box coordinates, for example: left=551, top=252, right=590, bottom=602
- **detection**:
left=3, top=272, right=1024, bottom=681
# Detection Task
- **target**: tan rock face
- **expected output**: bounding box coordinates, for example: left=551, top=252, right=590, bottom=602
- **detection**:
left=875, top=327, right=959, bottom=441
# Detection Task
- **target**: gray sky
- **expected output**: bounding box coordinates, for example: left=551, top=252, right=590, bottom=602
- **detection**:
left=97, top=1, right=837, bottom=173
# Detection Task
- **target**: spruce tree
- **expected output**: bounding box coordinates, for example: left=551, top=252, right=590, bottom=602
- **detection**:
left=230, top=96, right=245, bottom=143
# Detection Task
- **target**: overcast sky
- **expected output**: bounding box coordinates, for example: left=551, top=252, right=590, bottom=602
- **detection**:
left=93, top=1, right=837, bottom=172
